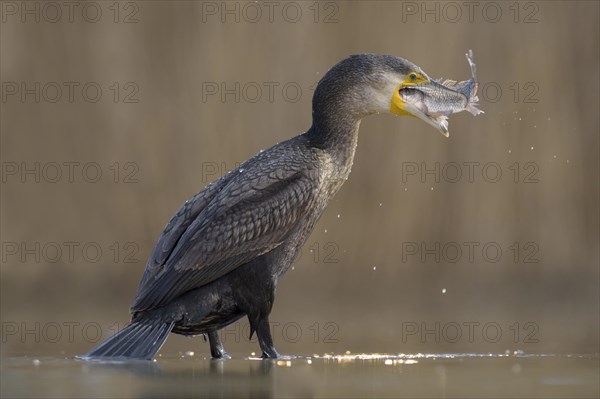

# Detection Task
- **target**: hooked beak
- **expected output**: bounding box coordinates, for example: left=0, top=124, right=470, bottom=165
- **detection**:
left=390, top=80, right=450, bottom=138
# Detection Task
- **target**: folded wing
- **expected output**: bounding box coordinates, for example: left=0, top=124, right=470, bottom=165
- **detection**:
left=131, top=160, right=318, bottom=313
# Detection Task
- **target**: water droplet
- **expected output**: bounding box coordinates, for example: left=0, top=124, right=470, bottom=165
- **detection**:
left=324, top=229, right=328, bottom=233
left=184, top=351, right=195, bottom=357
left=378, top=203, right=382, bottom=207
left=508, top=149, right=512, bottom=154
left=372, top=266, right=377, bottom=271
left=337, top=214, right=341, bottom=218
left=566, top=159, right=570, bottom=164
left=32, top=359, right=40, bottom=366
left=442, top=288, right=447, bottom=294
left=291, top=266, right=295, bottom=271
left=251, top=352, right=256, bottom=356
left=530, top=146, right=534, bottom=150
left=430, top=187, right=434, bottom=191
left=307, top=359, right=312, bottom=364
left=404, top=188, right=408, bottom=191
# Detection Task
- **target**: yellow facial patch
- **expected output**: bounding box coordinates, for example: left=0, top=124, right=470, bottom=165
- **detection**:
left=402, top=71, right=429, bottom=87
left=390, top=83, right=413, bottom=117
left=389, top=71, right=429, bottom=117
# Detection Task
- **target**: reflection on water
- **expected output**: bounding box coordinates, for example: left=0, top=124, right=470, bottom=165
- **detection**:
left=2, top=353, right=598, bottom=398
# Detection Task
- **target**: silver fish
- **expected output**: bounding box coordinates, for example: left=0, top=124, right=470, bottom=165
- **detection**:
left=400, top=50, right=484, bottom=137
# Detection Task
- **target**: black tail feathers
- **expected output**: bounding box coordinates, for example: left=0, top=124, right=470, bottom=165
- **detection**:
left=78, top=319, right=174, bottom=360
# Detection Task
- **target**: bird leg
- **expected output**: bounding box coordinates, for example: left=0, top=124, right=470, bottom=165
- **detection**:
left=255, top=317, right=280, bottom=359
left=208, top=331, right=230, bottom=359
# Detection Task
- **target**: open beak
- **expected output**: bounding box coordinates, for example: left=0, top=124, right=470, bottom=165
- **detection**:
left=389, top=51, right=484, bottom=137
left=390, top=80, right=450, bottom=137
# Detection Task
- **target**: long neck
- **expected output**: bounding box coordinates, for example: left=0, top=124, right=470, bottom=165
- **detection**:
left=306, top=114, right=360, bottom=173
left=305, top=78, right=364, bottom=173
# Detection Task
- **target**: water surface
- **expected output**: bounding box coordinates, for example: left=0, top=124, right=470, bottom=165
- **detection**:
left=2, top=353, right=598, bottom=398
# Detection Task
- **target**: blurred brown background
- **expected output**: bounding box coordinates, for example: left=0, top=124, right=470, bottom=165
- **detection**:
left=1, top=1, right=598, bottom=357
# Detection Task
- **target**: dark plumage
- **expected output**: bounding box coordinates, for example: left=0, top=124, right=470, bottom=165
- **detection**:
left=81, top=54, right=425, bottom=360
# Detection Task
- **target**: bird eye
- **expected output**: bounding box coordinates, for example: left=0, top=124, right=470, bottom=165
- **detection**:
left=409, top=73, right=417, bottom=81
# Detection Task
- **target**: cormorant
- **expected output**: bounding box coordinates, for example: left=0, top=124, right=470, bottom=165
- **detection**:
left=81, top=53, right=480, bottom=360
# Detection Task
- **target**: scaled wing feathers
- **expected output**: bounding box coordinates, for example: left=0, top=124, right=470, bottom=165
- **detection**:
left=131, top=164, right=317, bottom=313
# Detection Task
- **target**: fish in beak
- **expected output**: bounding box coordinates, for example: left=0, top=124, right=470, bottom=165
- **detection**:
left=390, top=50, right=484, bottom=137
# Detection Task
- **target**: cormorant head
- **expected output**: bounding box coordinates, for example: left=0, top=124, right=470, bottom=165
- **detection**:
left=313, top=54, right=454, bottom=136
